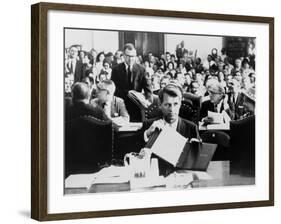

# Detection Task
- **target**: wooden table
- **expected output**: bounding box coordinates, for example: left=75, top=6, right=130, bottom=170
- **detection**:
left=65, top=161, right=255, bottom=194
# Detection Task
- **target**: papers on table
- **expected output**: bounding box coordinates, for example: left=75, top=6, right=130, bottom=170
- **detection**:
left=65, top=165, right=214, bottom=191
left=205, top=123, right=230, bottom=130
left=151, top=127, right=187, bottom=166
left=65, top=173, right=98, bottom=189
left=118, top=122, right=143, bottom=132
left=165, top=172, right=194, bottom=188
left=200, top=111, right=231, bottom=130
left=208, top=111, right=224, bottom=124
left=65, top=166, right=129, bottom=190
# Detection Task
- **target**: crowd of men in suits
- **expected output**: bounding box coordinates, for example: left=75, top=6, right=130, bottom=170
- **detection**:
left=65, top=40, right=255, bottom=126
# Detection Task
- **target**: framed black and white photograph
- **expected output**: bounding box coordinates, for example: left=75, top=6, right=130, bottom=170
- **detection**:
left=31, top=2, right=274, bottom=221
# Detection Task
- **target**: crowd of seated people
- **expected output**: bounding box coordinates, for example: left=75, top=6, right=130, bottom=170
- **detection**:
left=64, top=40, right=256, bottom=125
left=64, top=40, right=256, bottom=177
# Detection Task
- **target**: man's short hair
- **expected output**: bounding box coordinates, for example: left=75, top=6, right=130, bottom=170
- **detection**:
left=97, top=79, right=116, bottom=95
left=158, top=83, right=183, bottom=103
left=123, top=43, right=135, bottom=52
left=71, top=82, right=90, bottom=102
left=160, top=75, right=171, bottom=82
left=206, top=79, right=225, bottom=94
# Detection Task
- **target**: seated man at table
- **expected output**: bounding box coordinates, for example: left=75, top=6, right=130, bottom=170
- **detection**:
left=139, top=83, right=199, bottom=175
left=91, top=79, right=130, bottom=125
left=142, top=83, right=199, bottom=148
left=200, top=79, right=234, bottom=122
left=65, top=82, right=107, bottom=122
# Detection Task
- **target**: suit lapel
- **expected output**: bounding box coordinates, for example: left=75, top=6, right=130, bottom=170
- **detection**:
left=176, top=117, right=183, bottom=134
left=236, top=92, right=243, bottom=107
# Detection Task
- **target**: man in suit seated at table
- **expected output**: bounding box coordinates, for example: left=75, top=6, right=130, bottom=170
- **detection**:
left=200, top=79, right=234, bottom=121
left=91, top=79, right=130, bottom=125
left=65, top=82, right=107, bottom=122
left=142, top=83, right=199, bottom=148
left=139, top=83, right=199, bottom=175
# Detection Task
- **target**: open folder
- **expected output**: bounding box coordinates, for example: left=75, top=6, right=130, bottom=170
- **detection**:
left=150, top=128, right=217, bottom=171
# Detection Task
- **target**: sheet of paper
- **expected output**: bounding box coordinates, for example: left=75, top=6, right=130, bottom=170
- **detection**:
left=92, top=176, right=129, bottom=184
left=65, top=173, right=98, bottom=189
left=65, top=166, right=129, bottom=189
left=207, top=123, right=230, bottom=130
left=222, top=110, right=231, bottom=123
left=191, top=171, right=213, bottom=180
left=118, top=122, right=143, bottom=132
left=94, top=165, right=129, bottom=179
left=111, top=117, right=129, bottom=126
left=165, top=172, right=194, bottom=188
left=208, top=111, right=224, bottom=124
left=151, top=127, right=187, bottom=166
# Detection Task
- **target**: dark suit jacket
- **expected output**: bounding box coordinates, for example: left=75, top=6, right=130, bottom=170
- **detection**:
left=111, top=62, right=152, bottom=100
left=73, top=60, right=84, bottom=83
left=227, top=92, right=244, bottom=120
left=176, top=47, right=188, bottom=60
left=200, top=99, right=234, bottom=120
left=65, top=101, right=107, bottom=122
left=90, top=96, right=130, bottom=121
left=141, top=117, right=199, bottom=149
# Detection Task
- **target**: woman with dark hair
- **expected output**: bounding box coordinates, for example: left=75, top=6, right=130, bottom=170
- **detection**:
left=100, top=60, right=112, bottom=80
left=158, top=58, right=167, bottom=72
left=82, top=53, right=93, bottom=79
left=79, top=50, right=86, bottom=63
left=165, top=61, right=176, bottom=77
left=95, top=51, right=105, bottom=78
left=241, top=57, right=255, bottom=78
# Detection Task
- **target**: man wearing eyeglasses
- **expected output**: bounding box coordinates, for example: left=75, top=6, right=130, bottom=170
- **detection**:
left=111, top=43, right=152, bottom=101
left=200, top=79, right=233, bottom=121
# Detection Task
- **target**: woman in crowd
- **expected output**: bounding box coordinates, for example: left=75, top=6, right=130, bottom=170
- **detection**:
left=64, top=43, right=255, bottom=121
left=95, top=51, right=106, bottom=79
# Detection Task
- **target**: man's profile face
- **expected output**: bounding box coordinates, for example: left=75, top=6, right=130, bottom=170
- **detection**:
left=124, top=48, right=136, bottom=66
left=160, top=93, right=181, bottom=124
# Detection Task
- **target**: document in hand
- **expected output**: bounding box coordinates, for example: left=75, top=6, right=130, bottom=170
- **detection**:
left=205, top=110, right=231, bottom=130
left=150, top=127, right=187, bottom=167
left=151, top=128, right=217, bottom=171
left=208, top=111, right=224, bottom=124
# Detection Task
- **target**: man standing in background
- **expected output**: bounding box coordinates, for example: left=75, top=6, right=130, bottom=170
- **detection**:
left=111, top=43, right=152, bottom=100
left=65, top=46, right=84, bottom=83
